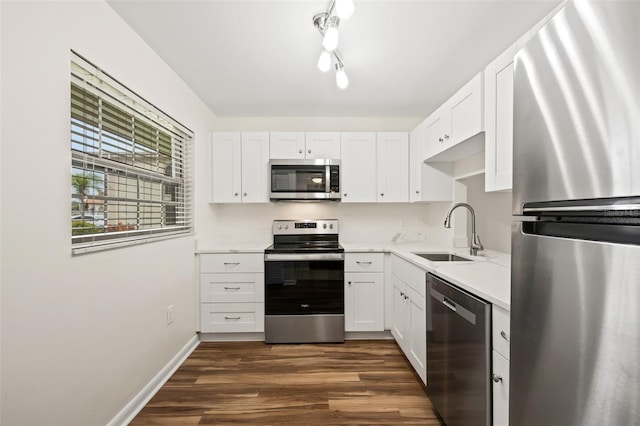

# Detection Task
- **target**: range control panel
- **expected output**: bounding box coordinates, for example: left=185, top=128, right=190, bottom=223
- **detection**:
left=272, top=219, right=338, bottom=235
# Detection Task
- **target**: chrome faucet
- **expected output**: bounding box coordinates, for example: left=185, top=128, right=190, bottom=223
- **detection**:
left=444, top=203, right=484, bottom=256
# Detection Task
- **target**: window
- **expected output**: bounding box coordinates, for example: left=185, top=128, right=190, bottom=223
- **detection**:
left=71, top=51, right=193, bottom=254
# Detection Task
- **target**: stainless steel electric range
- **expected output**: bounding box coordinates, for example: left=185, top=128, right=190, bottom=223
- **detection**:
left=264, top=219, right=345, bottom=344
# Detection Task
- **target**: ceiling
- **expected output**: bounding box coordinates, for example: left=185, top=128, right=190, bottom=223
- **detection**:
left=107, top=0, right=561, bottom=118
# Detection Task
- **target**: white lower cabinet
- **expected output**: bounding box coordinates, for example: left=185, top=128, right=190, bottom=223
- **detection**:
left=344, top=253, right=384, bottom=332
left=492, top=305, right=511, bottom=425
left=199, top=253, right=264, bottom=333
left=492, top=349, right=510, bottom=426
left=390, top=255, right=427, bottom=384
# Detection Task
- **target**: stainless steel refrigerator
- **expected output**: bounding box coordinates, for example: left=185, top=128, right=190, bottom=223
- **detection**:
left=511, top=1, right=640, bottom=425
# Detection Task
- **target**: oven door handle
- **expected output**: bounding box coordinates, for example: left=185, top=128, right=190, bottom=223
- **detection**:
left=264, top=253, right=345, bottom=261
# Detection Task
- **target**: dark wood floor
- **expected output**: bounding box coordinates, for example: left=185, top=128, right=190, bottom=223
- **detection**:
left=131, top=339, right=444, bottom=425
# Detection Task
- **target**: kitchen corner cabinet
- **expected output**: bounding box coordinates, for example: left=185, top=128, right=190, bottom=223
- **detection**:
left=270, top=132, right=341, bottom=160
left=484, top=33, right=530, bottom=192
left=344, top=253, right=385, bottom=332
left=425, top=72, right=484, bottom=162
left=390, top=255, right=427, bottom=384
left=492, top=305, right=511, bottom=426
left=210, top=132, right=270, bottom=203
left=410, top=124, right=454, bottom=202
left=377, top=132, right=409, bottom=202
left=199, top=253, right=265, bottom=333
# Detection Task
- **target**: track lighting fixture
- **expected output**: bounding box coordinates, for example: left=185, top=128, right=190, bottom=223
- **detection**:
left=312, top=0, right=354, bottom=89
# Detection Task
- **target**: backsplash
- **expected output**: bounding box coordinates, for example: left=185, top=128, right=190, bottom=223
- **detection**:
left=200, top=202, right=455, bottom=246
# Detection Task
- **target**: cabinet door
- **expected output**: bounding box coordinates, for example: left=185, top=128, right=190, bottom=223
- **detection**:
left=448, top=72, right=483, bottom=148
left=269, top=132, right=305, bottom=159
left=390, top=275, right=408, bottom=348
left=492, top=350, right=510, bottom=426
left=407, top=287, right=427, bottom=384
left=345, top=272, right=384, bottom=332
left=211, top=132, right=242, bottom=203
left=409, top=126, right=424, bottom=202
left=241, top=132, right=270, bottom=202
left=340, top=132, right=377, bottom=202
left=305, top=132, right=341, bottom=159
left=424, top=107, right=448, bottom=158
left=376, top=132, right=409, bottom=202
left=485, top=31, right=530, bottom=192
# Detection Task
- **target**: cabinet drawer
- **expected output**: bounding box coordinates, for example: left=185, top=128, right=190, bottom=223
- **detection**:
left=345, top=253, right=384, bottom=272
left=390, top=255, right=427, bottom=297
left=492, top=349, right=510, bottom=426
left=200, top=273, right=264, bottom=303
left=199, top=253, right=263, bottom=273
left=200, top=303, right=264, bottom=333
left=492, top=305, right=510, bottom=359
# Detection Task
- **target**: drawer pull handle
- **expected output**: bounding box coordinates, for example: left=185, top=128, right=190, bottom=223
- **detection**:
left=224, top=286, right=241, bottom=290
left=356, top=261, right=372, bottom=265
left=500, top=330, right=510, bottom=342
left=223, top=262, right=240, bottom=266
left=224, top=316, right=241, bottom=321
left=492, top=374, right=503, bottom=383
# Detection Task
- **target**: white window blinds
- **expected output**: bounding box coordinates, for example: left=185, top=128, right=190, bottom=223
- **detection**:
left=70, top=51, right=193, bottom=254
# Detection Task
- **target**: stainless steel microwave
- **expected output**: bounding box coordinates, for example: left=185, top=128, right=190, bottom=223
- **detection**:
left=269, top=159, right=340, bottom=201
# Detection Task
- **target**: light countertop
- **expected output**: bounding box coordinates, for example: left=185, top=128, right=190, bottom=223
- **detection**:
left=345, top=242, right=510, bottom=311
left=196, top=240, right=511, bottom=311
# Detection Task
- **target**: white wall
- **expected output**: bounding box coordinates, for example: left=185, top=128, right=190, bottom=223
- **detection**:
left=202, top=202, right=454, bottom=247
left=464, top=174, right=512, bottom=253
left=0, top=2, right=215, bottom=424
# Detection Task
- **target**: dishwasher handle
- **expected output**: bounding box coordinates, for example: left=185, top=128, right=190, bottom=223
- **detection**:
left=430, top=286, right=477, bottom=325
left=442, top=297, right=457, bottom=312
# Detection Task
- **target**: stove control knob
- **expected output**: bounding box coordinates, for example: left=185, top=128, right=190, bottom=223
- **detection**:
left=323, top=224, right=327, bottom=229
left=329, top=224, right=334, bottom=229
left=278, top=225, right=282, bottom=230
left=284, top=225, right=289, bottom=230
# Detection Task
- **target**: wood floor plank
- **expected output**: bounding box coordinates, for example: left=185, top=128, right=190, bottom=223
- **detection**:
left=131, top=340, right=443, bottom=425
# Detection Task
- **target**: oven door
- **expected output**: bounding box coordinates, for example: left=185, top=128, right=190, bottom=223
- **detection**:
left=264, top=253, right=344, bottom=315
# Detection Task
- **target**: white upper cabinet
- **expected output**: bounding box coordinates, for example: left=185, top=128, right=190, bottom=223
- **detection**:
left=240, top=132, right=270, bottom=202
left=210, top=132, right=269, bottom=203
left=410, top=124, right=454, bottom=202
left=340, top=132, right=377, bottom=202
left=410, top=125, right=426, bottom=202
left=269, top=132, right=341, bottom=159
left=305, top=132, right=341, bottom=159
left=484, top=33, right=530, bottom=192
left=269, top=132, right=305, bottom=159
left=211, top=132, right=241, bottom=203
left=425, top=72, right=485, bottom=162
left=377, top=132, right=409, bottom=202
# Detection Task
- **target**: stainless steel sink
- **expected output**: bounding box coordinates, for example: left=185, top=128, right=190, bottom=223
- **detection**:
left=412, top=252, right=471, bottom=262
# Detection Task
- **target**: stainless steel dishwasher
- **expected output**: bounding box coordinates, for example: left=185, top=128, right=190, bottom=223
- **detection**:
left=426, top=273, right=491, bottom=426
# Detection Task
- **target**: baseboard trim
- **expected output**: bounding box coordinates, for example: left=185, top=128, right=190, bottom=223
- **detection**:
left=108, top=334, right=200, bottom=426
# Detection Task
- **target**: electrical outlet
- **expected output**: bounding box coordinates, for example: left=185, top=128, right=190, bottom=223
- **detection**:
left=166, top=305, right=174, bottom=325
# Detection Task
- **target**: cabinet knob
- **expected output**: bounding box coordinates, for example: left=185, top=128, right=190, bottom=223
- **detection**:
left=243, top=192, right=247, bottom=196
left=500, top=330, right=510, bottom=342
left=404, top=295, right=409, bottom=300
left=234, top=193, right=238, bottom=196
left=298, top=149, right=303, bottom=154
left=492, top=374, right=503, bottom=383
left=348, top=281, right=352, bottom=285
left=439, top=137, right=444, bottom=142
left=400, top=292, right=404, bottom=297
left=444, top=134, right=450, bottom=139
left=308, top=149, right=311, bottom=154
left=380, top=193, right=384, bottom=197
left=343, top=193, right=347, bottom=197
left=416, top=190, right=420, bottom=194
